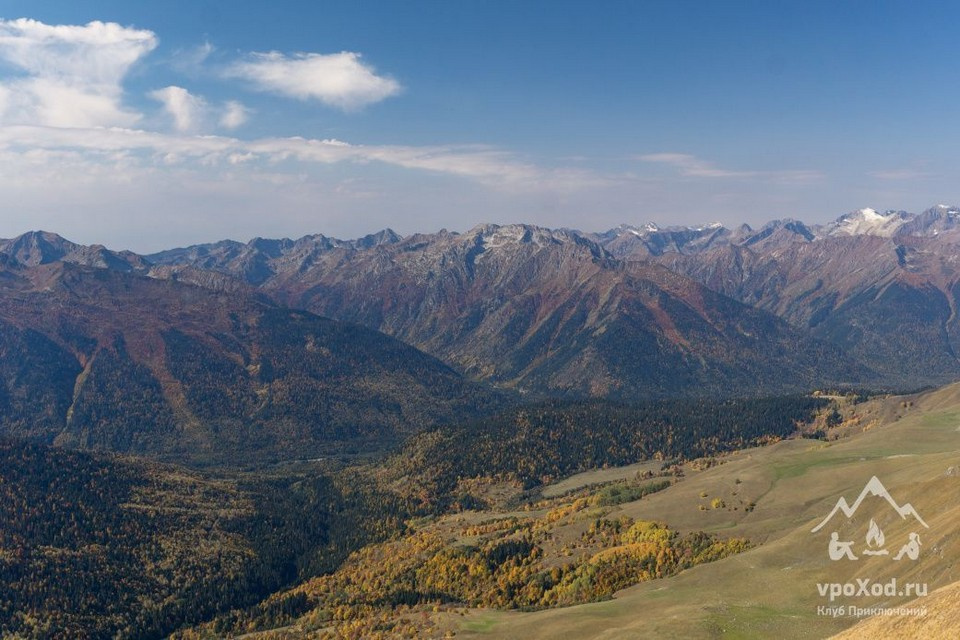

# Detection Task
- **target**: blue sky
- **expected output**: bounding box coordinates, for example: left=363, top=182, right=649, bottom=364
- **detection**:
left=0, top=1, right=958, bottom=251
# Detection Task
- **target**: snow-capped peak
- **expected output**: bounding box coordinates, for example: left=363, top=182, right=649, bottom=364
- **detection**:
left=608, top=222, right=658, bottom=237
left=826, top=207, right=907, bottom=238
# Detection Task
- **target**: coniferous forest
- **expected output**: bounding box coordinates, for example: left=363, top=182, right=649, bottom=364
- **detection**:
left=0, top=393, right=833, bottom=638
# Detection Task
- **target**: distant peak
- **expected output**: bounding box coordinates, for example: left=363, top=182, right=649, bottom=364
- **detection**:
left=11, top=229, right=74, bottom=244
left=0, top=230, right=79, bottom=266
left=827, top=207, right=908, bottom=237
left=930, top=203, right=959, bottom=214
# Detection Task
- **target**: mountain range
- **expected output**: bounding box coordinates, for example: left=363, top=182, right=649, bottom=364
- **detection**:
left=4, top=204, right=960, bottom=461
left=139, top=204, right=960, bottom=392
left=0, top=257, right=500, bottom=463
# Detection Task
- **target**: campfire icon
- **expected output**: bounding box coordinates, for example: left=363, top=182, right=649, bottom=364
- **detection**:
left=862, top=518, right=888, bottom=556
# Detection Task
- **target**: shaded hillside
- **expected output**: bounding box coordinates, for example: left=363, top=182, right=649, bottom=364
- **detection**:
left=0, top=439, right=410, bottom=640
left=0, top=261, right=502, bottom=463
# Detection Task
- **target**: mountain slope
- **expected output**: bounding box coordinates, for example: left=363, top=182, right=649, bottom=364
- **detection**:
left=585, top=205, right=960, bottom=388
left=6, top=227, right=877, bottom=400
left=0, top=260, right=501, bottom=463
left=243, top=223, right=870, bottom=398
left=183, top=381, right=960, bottom=640
left=0, top=230, right=150, bottom=271
left=657, top=233, right=960, bottom=387
left=832, top=579, right=960, bottom=639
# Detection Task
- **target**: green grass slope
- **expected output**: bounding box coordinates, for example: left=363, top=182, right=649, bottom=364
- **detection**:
left=457, top=384, right=960, bottom=639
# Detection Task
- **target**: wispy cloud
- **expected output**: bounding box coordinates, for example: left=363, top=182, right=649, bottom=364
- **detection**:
left=638, top=152, right=822, bottom=184
left=0, top=18, right=157, bottom=127
left=868, top=168, right=929, bottom=180
left=170, top=41, right=214, bottom=75
left=638, top=153, right=755, bottom=178
left=220, top=100, right=250, bottom=129
left=0, top=125, right=606, bottom=191
left=225, top=51, right=401, bottom=110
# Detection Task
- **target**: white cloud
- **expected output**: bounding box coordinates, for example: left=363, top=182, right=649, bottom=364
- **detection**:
left=149, top=87, right=250, bottom=133
left=171, top=41, right=214, bottom=74
left=638, top=153, right=757, bottom=178
left=639, top=153, right=821, bottom=184
left=869, top=169, right=929, bottom=181
left=220, top=100, right=249, bottom=129
left=226, top=51, right=401, bottom=110
left=0, top=125, right=607, bottom=191
left=0, top=18, right=157, bottom=127
left=149, top=86, right=207, bottom=132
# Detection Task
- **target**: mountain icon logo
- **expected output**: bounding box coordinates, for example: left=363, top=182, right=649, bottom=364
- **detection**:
left=811, top=476, right=929, bottom=533
left=812, top=476, right=929, bottom=562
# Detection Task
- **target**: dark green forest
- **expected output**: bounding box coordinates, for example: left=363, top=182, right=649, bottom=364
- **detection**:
left=390, top=395, right=828, bottom=504
left=0, top=440, right=409, bottom=639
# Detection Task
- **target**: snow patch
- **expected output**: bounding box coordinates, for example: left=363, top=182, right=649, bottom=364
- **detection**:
left=828, top=207, right=905, bottom=237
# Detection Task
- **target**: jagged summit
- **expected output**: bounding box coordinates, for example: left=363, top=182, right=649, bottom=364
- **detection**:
left=593, top=217, right=817, bottom=257
left=819, top=205, right=960, bottom=239
left=464, top=223, right=594, bottom=253
left=147, top=228, right=404, bottom=284
left=0, top=230, right=78, bottom=266
left=822, top=208, right=911, bottom=238
left=0, top=231, right=149, bottom=272
left=591, top=204, right=960, bottom=259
